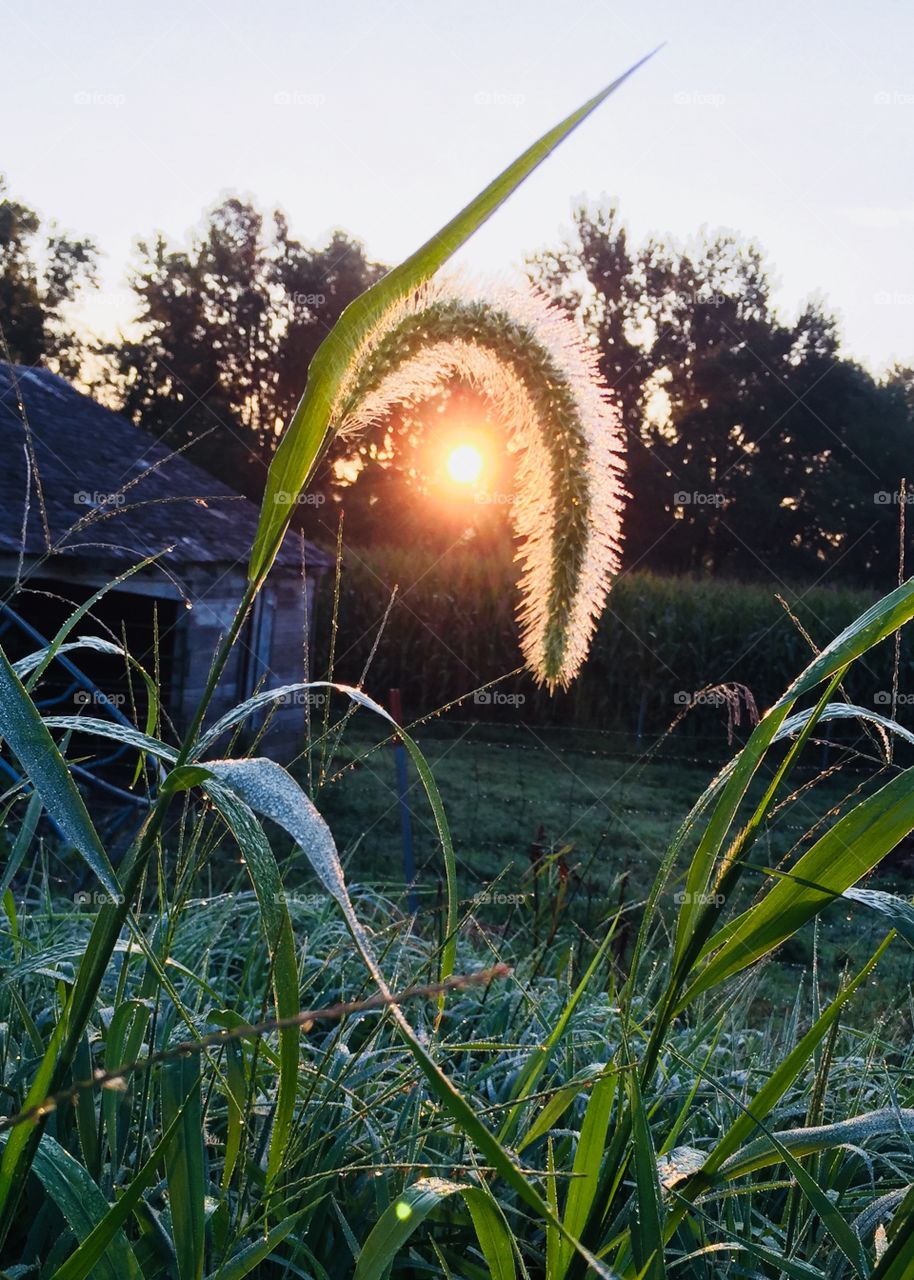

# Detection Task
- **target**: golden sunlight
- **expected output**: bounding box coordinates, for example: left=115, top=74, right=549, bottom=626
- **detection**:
left=446, top=442, right=485, bottom=485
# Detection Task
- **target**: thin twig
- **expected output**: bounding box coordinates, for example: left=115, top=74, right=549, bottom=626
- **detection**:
left=0, top=965, right=511, bottom=1133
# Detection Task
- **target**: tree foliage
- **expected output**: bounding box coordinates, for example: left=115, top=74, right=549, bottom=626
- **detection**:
left=0, top=175, right=98, bottom=375
left=530, top=204, right=913, bottom=586
left=102, top=197, right=386, bottom=506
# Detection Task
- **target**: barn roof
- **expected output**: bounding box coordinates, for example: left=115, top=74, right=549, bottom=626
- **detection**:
left=0, top=363, right=333, bottom=579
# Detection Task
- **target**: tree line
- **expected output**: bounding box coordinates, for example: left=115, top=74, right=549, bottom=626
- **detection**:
left=2, top=177, right=912, bottom=587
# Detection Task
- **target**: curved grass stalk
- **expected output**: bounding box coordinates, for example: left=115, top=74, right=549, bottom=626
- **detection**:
left=329, top=279, right=625, bottom=687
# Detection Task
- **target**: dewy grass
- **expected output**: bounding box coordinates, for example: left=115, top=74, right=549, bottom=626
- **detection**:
left=6, top=48, right=914, bottom=1280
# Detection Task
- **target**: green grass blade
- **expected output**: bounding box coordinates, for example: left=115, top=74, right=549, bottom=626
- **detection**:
left=694, top=937, right=889, bottom=1182
left=102, top=999, right=151, bottom=1172
left=18, top=553, right=165, bottom=691
left=162, top=1056, right=206, bottom=1280
left=352, top=1178, right=516, bottom=1280
left=517, top=1061, right=613, bottom=1154
left=51, top=1104, right=187, bottom=1280
left=671, top=574, right=914, bottom=978
left=249, top=53, right=657, bottom=584
left=556, top=1071, right=617, bottom=1279
left=627, top=1071, right=665, bottom=1280
left=42, top=715, right=175, bottom=762
left=0, top=1011, right=67, bottom=1224
left=732, top=1127, right=867, bottom=1276
left=2, top=1132, right=141, bottom=1280
left=202, top=780, right=301, bottom=1188
left=499, top=925, right=616, bottom=1143
left=0, top=642, right=121, bottom=898
left=200, top=683, right=461, bottom=994
left=683, top=767, right=914, bottom=1002
left=0, top=787, right=42, bottom=900
left=208, top=1212, right=302, bottom=1280
left=783, top=577, right=914, bottom=703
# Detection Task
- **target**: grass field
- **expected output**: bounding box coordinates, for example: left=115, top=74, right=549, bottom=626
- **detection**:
left=308, top=717, right=914, bottom=1022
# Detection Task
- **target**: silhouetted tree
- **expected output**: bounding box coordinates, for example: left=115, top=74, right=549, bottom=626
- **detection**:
left=0, top=176, right=98, bottom=375
left=531, top=204, right=913, bottom=587
left=103, top=198, right=386, bottom=507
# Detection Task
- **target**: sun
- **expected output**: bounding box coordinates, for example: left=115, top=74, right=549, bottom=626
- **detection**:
left=446, top=442, right=485, bottom=485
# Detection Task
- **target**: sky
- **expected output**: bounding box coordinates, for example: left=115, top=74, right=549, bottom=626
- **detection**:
left=2, top=0, right=912, bottom=373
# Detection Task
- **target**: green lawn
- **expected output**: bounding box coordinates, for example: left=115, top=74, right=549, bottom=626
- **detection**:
left=304, top=718, right=914, bottom=1021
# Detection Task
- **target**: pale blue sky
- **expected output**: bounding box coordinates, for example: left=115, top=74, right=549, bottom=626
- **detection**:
left=3, top=0, right=912, bottom=371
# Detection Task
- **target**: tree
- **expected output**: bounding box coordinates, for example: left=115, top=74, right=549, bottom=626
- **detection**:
left=106, top=198, right=519, bottom=551
left=531, top=204, right=914, bottom=587
left=104, top=198, right=386, bottom=506
left=0, top=175, right=98, bottom=375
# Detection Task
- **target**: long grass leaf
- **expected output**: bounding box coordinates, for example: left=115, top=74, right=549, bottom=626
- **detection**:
left=352, top=1178, right=516, bottom=1280
left=0, top=643, right=120, bottom=897
left=161, top=1056, right=205, bottom=1280
left=249, top=54, right=656, bottom=584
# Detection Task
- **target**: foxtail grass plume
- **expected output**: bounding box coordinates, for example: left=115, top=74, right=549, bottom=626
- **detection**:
left=332, top=277, right=624, bottom=688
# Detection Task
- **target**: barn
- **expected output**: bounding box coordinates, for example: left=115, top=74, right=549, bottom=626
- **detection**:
left=0, top=362, right=333, bottom=757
